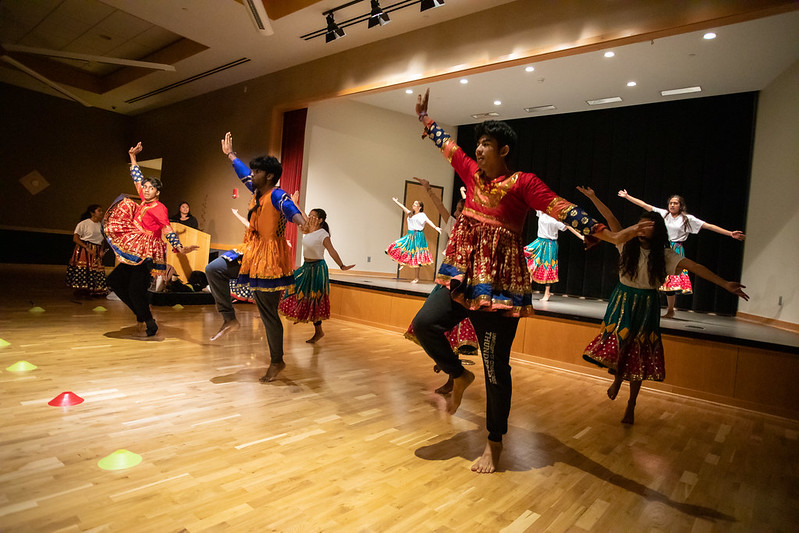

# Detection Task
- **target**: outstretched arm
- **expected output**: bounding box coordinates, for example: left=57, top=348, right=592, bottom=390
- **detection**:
left=323, top=237, right=355, bottom=271
left=578, top=186, right=622, bottom=233
left=413, top=177, right=451, bottom=222
left=161, top=224, right=199, bottom=254
left=701, top=222, right=746, bottom=241
left=618, top=189, right=654, bottom=212
left=677, top=257, right=749, bottom=300
left=424, top=217, right=441, bottom=234
left=231, top=208, right=249, bottom=228
left=566, top=226, right=585, bottom=241
left=392, top=197, right=411, bottom=215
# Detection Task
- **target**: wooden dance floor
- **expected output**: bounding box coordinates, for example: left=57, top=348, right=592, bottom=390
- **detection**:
left=1, top=264, right=797, bottom=531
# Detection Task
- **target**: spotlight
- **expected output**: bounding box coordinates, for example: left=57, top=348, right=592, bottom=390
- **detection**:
left=420, top=0, right=445, bottom=12
left=368, top=0, right=390, bottom=28
left=325, top=13, right=346, bottom=42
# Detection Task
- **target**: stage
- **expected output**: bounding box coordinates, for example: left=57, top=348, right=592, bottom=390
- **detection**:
left=329, top=272, right=799, bottom=420
left=330, top=272, right=799, bottom=355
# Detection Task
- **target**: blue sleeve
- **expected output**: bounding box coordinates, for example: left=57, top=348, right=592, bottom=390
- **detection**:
left=231, top=157, right=255, bottom=193
left=270, top=188, right=302, bottom=222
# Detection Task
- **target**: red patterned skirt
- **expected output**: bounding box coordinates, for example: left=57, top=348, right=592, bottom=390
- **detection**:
left=659, top=241, right=692, bottom=294
left=437, top=216, right=533, bottom=317
left=103, top=197, right=166, bottom=270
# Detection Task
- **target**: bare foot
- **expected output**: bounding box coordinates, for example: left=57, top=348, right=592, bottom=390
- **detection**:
left=540, top=295, right=550, bottom=302
left=210, top=319, right=240, bottom=341
left=135, top=322, right=146, bottom=335
left=471, top=440, right=503, bottom=473
left=306, top=331, right=324, bottom=343
left=259, top=361, right=286, bottom=383
left=434, top=376, right=454, bottom=395
left=662, top=311, right=675, bottom=319
left=607, top=379, right=622, bottom=400
left=410, top=279, right=419, bottom=284
left=445, top=369, right=475, bottom=414
left=621, top=402, right=636, bottom=424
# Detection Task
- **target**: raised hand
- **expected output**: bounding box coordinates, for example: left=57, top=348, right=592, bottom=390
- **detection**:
left=413, top=176, right=430, bottom=190
left=577, top=185, right=596, bottom=198
left=129, top=142, right=143, bottom=156
left=221, top=132, right=234, bottom=156
left=415, top=88, right=430, bottom=118
left=617, top=189, right=628, bottom=199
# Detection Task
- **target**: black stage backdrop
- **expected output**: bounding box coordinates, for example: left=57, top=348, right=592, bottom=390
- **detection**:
left=453, top=92, right=756, bottom=316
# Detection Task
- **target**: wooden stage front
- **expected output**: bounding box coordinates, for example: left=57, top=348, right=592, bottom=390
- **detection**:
left=1, top=264, right=797, bottom=531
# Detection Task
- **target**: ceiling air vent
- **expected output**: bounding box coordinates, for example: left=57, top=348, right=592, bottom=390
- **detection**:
left=125, top=58, right=251, bottom=103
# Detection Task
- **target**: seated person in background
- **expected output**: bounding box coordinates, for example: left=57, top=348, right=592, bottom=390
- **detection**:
left=169, top=201, right=199, bottom=230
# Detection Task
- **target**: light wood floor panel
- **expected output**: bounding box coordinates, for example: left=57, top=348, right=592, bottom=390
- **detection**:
left=0, top=266, right=798, bottom=531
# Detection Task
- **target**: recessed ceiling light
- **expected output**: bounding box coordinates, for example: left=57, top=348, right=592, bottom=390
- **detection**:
left=586, top=96, right=622, bottom=105
left=604, top=51, right=615, bottom=58
left=661, top=86, right=702, bottom=96
left=471, top=112, right=500, bottom=119
left=627, top=81, right=637, bottom=87
left=459, top=79, right=468, bottom=84
left=524, top=105, right=556, bottom=112
left=525, top=66, right=535, bottom=72
left=703, top=32, right=717, bottom=40
left=405, top=89, right=413, bottom=94
left=493, top=100, right=502, bottom=106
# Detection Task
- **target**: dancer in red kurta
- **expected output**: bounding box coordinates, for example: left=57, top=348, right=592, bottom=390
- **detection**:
left=104, top=142, right=197, bottom=337
left=409, top=89, right=653, bottom=473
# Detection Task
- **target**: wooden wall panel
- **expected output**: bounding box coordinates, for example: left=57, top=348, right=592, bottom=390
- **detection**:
left=661, top=337, right=738, bottom=397
left=735, top=347, right=799, bottom=414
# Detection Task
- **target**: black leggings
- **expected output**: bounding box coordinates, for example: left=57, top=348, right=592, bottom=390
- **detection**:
left=411, top=286, right=519, bottom=442
left=107, top=261, right=154, bottom=323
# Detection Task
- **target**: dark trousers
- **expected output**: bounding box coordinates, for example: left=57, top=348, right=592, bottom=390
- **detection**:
left=107, top=261, right=154, bottom=323
left=411, top=286, right=519, bottom=442
left=205, top=256, right=239, bottom=321
left=253, top=290, right=283, bottom=363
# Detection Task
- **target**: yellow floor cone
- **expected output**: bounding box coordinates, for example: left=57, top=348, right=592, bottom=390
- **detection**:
left=98, top=449, right=142, bottom=470
left=93, top=306, right=107, bottom=312
left=0, top=338, right=11, bottom=348
left=173, top=304, right=184, bottom=310
left=7, top=360, right=37, bottom=372
left=28, top=306, right=45, bottom=313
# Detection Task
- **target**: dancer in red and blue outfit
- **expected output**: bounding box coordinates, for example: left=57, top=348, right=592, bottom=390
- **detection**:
left=104, top=142, right=197, bottom=337
left=409, top=89, right=653, bottom=473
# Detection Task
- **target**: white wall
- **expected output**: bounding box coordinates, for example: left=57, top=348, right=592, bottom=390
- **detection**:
left=299, top=99, right=456, bottom=273
left=739, top=60, right=799, bottom=325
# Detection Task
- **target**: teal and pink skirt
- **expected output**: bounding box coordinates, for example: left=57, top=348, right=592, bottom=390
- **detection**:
left=386, top=230, right=433, bottom=267
left=659, top=241, right=691, bottom=294
left=524, top=237, right=558, bottom=284
left=279, top=259, right=330, bottom=323
left=583, top=283, right=665, bottom=382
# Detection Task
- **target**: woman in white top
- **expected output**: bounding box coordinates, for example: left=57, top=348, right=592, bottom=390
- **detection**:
left=523, top=211, right=584, bottom=301
left=386, top=197, right=441, bottom=283
left=66, top=204, right=108, bottom=298
left=279, top=208, right=354, bottom=343
left=618, top=190, right=745, bottom=318
left=580, top=187, right=748, bottom=424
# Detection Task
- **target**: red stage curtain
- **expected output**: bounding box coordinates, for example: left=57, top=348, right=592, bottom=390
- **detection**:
left=280, top=108, right=308, bottom=250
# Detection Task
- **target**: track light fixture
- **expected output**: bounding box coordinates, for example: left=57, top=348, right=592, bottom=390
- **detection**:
left=301, top=0, right=446, bottom=42
left=325, top=13, right=346, bottom=42
left=420, top=0, right=445, bottom=11
left=368, top=0, right=390, bottom=28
